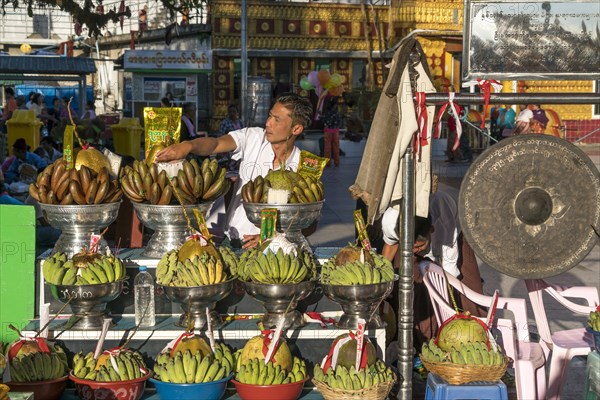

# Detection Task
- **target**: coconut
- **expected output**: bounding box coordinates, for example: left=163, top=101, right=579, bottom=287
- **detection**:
left=334, top=244, right=374, bottom=267
left=239, top=335, right=292, bottom=372
left=7, top=338, right=49, bottom=360
left=170, top=335, right=212, bottom=358
left=326, top=333, right=377, bottom=371
left=71, top=248, right=103, bottom=269
left=145, top=143, right=167, bottom=166
left=436, top=312, right=489, bottom=352
left=178, top=237, right=222, bottom=263
left=75, top=148, right=111, bottom=175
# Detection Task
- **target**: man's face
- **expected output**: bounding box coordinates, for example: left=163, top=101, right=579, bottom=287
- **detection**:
left=13, top=147, right=26, bottom=160
left=264, top=103, right=300, bottom=145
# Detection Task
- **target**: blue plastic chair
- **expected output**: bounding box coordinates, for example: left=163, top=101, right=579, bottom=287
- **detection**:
left=425, top=373, right=508, bottom=400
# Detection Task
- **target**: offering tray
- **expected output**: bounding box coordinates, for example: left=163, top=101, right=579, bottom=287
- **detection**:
left=243, top=279, right=316, bottom=330
left=48, top=279, right=124, bottom=330
left=160, top=279, right=234, bottom=329
left=132, top=202, right=213, bottom=258
left=40, top=202, right=121, bottom=257
left=320, top=275, right=398, bottom=329
left=243, top=201, right=324, bottom=252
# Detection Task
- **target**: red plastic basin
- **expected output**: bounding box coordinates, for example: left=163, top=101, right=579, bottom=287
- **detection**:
left=231, top=377, right=308, bottom=400
left=69, top=371, right=151, bottom=400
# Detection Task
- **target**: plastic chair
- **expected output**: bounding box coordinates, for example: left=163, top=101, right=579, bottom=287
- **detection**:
left=425, top=372, right=508, bottom=400
left=423, top=263, right=546, bottom=400
left=525, top=279, right=599, bottom=399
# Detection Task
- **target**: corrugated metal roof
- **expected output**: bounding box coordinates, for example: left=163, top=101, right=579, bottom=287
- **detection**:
left=0, top=56, right=96, bottom=75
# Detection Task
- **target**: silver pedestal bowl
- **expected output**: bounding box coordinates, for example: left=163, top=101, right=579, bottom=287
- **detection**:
left=160, top=279, right=234, bottom=329
left=40, top=202, right=121, bottom=257
left=132, top=202, right=213, bottom=258
left=320, top=275, right=398, bottom=329
left=48, top=280, right=124, bottom=330
left=243, top=280, right=316, bottom=330
left=243, top=202, right=324, bottom=253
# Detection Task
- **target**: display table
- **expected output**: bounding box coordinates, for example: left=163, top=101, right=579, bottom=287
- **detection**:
left=57, top=388, right=326, bottom=399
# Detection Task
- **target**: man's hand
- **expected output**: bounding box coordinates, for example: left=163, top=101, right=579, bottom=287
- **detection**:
left=242, top=234, right=260, bottom=249
left=155, top=142, right=192, bottom=162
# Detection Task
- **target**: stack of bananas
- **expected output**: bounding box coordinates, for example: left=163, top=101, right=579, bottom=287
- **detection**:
left=120, top=159, right=230, bottom=205
left=420, top=339, right=505, bottom=365
left=9, top=348, right=69, bottom=382
left=219, top=246, right=239, bottom=277
left=29, top=159, right=122, bottom=205
left=72, top=350, right=147, bottom=381
left=153, top=343, right=234, bottom=384
left=43, top=252, right=125, bottom=285
left=589, top=309, right=600, bottom=331
left=236, top=248, right=316, bottom=284
left=313, top=360, right=394, bottom=390
left=320, top=253, right=394, bottom=285
left=241, top=172, right=324, bottom=204
left=0, top=342, right=5, bottom=376
left=236, top=357, right=306, bottom=385
left=156, top=250, right=228, bottom=286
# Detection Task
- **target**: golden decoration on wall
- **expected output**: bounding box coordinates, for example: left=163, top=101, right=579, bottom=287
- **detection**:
left=288, top=22, right=296, bottom=32
left=300, top=60, right=309, bottom=69
left=260, top=60, right=269, bottom=69
left=218, top=59, right=227, bottom=69
left=339, top=60, right=347, bottom=69
left=218, top=90, right=227, bottom=99
left=313, top=23, right=321, bottom=33
left=234, top=21, right=241, bottom=31
left=261, top=22, right=269, bottom=32
left=339, top=25, right=347, bottom=34
left=218, top=74, right=227, bottom=84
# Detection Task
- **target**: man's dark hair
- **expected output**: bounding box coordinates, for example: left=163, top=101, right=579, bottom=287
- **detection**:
left=4, top=87, right=15, bottom=97
left=414, top=215, right=432, bottom=242
left=182, top=102, right=195, bottom=114
left=274, top=93, right=313, bottom=130
left=41, top=136, right=57, bottom=147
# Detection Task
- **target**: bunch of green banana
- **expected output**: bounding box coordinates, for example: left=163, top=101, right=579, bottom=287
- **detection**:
left=9, top=350, right=69, bottom=382
left=72, top=350, right=147, bottom=382
left=153, top=343, right=234, bottom=384
left=588, top=309, right=600, bottom=331
left=320, top=253, right=394, bottom=285
left=156, top=251, right=228, bottom=286
left=219, top=246, right=239, bottom=277
left=236, top=248, right=316, bottom=284
left=313, top=360, right=394, bottom=390
left=121, top=158, right=230, bottom=205
left=241, top=171, right=324, bottom=204
left=420, top=339, right=506, bottom=366
left=236, top=357, right=306, bottom=385
left=43, top=252, right=125, bottom=286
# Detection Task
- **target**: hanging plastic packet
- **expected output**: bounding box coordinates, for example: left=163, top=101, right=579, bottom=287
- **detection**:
left=144, top=107, right=182, bottom=159
left=353, top=210, right=372, bottom=251
left=63, top=125, right=75, bottom=170
left=193, top=208, right=212, bottom=242
left=259, top=208, right=278, bottom=245
left=297, top=150, right=328, bottom=180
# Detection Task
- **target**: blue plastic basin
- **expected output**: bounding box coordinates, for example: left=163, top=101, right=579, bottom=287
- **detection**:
left=150, top=374, right=233, bottom=400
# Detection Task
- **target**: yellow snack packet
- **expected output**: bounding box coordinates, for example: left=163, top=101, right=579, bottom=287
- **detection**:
left=63, top=124, right=75, bottom=170
left=193, top=208, right=212, bottom=242
left=144, top=107, right=182, bottom=158
left=297, top=150, right=328, bottom=180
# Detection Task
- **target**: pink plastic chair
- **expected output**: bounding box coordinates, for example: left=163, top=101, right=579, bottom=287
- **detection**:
left=423, top=263, right=546, bottom=400
left=525, top=279, right=599, bottom=400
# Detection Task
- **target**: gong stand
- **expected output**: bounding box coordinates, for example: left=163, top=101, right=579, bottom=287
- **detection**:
left=396, top=84, right=600, bottom=399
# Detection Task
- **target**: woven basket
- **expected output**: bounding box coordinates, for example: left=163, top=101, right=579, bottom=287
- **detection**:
left=421, top=357, right=508, bottom=385
left=312, top=378, right=395, bottom=400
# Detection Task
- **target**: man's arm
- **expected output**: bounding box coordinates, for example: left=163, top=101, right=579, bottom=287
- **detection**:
left=155, top=135, right=237, bottom=162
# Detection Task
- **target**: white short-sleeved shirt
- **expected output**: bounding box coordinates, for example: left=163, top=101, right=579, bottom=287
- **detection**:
left=381, top=190, right=461, bottom=277
left=225, top=127, right=301, bottom=240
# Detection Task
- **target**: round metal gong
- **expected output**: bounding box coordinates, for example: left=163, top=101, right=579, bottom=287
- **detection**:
left=458, top=135, right=600, bottom=279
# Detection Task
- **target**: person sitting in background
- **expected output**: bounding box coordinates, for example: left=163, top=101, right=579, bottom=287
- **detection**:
left=5, top=138, right=48, bottom=184
left=0, top=87, right=17, bottom=132
left=160, top=97, right=171, bottom=107
left=496, top=105, right=516, bottom=139
left=512, top=107, right=533, bottom=135
left=81, top=100, right=97, bottom=120
left=59, top=97, right=78, bottom=120
left=35, top=136, right=62, bottom=164
left=218, top=105, right=243, bottom=137
left=530, top=104, right=548, bottom=133
left=16, top=95, right=28, bottom=110
left=180, top=102, right=206, bottom=141
left=25, top=91, right=36, bottom=110
left=0, top=170, right=23, bottom=205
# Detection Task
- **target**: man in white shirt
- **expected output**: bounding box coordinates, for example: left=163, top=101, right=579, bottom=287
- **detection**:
left=155, top=93, right=314, bottom=248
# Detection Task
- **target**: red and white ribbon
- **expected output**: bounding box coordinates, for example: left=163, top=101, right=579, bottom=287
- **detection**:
left=434, top=92, right=463, bottom=151
left=463, top=79, right=503, bottom=128
left=305, top=312, right=336, bottom=328
left=414, top=92, right=429, bottom=159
